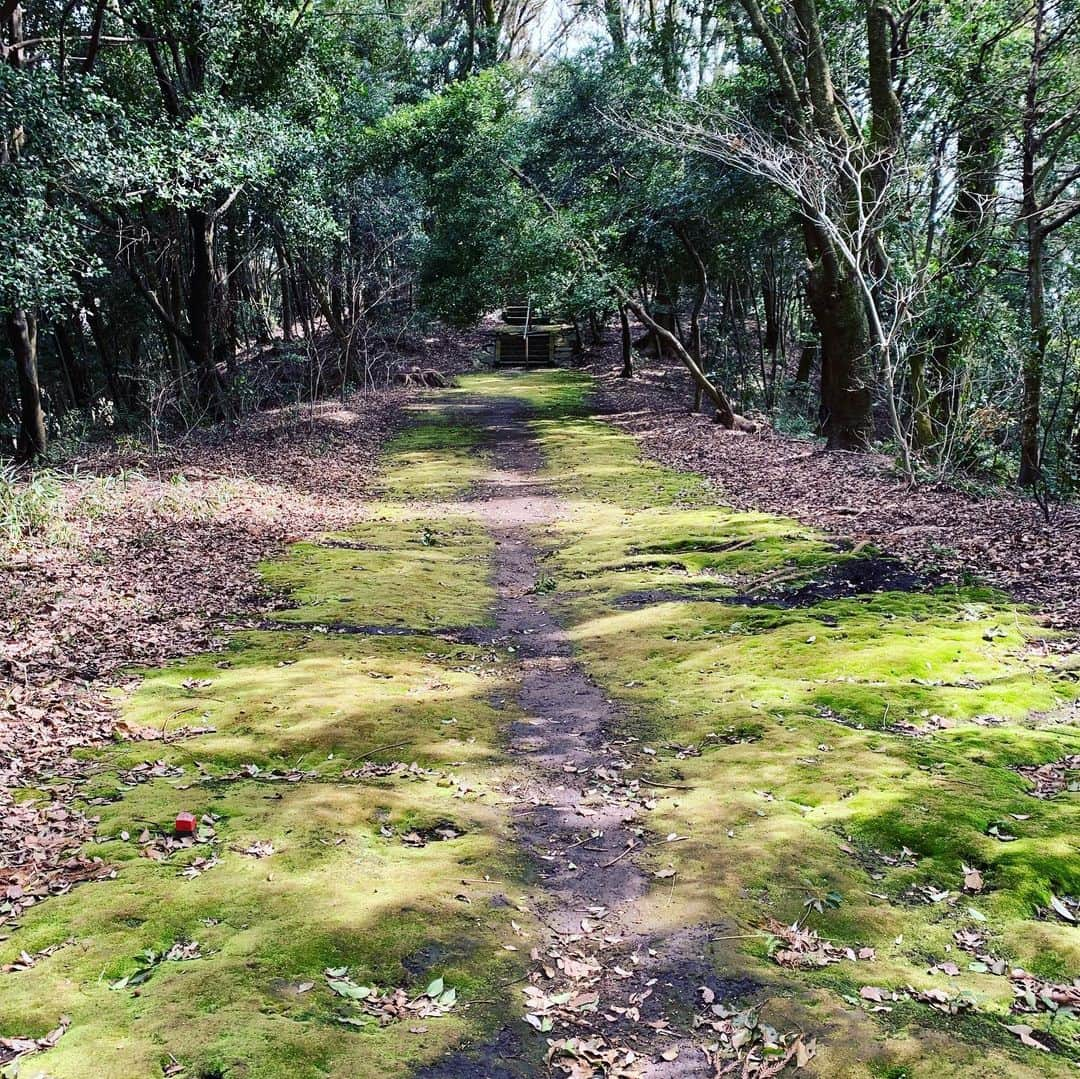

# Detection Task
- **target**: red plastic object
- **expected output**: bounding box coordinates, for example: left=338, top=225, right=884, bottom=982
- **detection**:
left=174, top=812, right=198, bottom=836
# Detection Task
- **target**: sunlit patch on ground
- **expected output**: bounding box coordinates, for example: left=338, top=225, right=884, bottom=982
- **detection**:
left=0, top=416, right=528, bottom=1079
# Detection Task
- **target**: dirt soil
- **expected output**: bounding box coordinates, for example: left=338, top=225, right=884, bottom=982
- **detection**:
left=416, top=393, right=746, bottom=1078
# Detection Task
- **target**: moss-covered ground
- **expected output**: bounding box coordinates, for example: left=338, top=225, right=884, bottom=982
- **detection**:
left=495, top=369, right=1079, bottom=1076
left=0, top=403, right=527, bottom=1079
left=4, top=369, right=1078, bottom=1077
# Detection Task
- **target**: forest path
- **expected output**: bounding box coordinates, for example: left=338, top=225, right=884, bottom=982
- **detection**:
left=405, top=372, right=1080, bottom=1079
left=413, top=390, right=719, bottom=1078
left=3, top=372, right=1076, bottom=1079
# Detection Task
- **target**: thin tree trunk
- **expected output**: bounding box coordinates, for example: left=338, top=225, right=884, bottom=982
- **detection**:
left=909, top=350, right=935, bottom=455
left=185, top=208, right=229, bottom=418
left=1019, top=225, right=1046, bottom=486
left=623, top=295, right=750, bottom=430
left=277, top=242, right=295, bottom=341
left=88, top=309, right=127, bottom=411
left=54, top=322, right=93, bottom=409
left=9, top=309, right=46, bottom=463
left=1018, top=0, right=1046, bottom=487
left=4, top=3, right=45, bottom=461
left=618, top=303, right=633, bottom=378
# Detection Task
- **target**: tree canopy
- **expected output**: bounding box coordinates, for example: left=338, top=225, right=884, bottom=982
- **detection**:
left=2, top=0, right=1079, bottom=493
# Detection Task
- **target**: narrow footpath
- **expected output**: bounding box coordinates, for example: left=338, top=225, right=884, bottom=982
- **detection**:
left=420, top=393, right=721, bottom=1077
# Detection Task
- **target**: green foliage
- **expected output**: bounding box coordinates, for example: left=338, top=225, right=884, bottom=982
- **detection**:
left=2, top=0, right=1079, bottom=480
left=0, top=465, right=65, bottom=549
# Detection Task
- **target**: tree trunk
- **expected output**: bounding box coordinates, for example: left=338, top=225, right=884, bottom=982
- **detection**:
left=185, top=208, right=229, bottom=418
left=674, top=224, right=708, bottom=378
left=650, top=289, right=678, bottom=358
left=794, top=340, right=816, bottom=385
left=618, top=303, right=633, bottom=378
left=926, top=64, right=1000, bottom=443
left=9, top=309, right=46, bottom=463
left=54, top=322, right=93, bottom=409
left=806, top=236, right=874, bottom=449
left=1018, top=0, right=1046, bottom=488
left=88, top=309, right=128, bottom=411
left=761, top=266, right=781, bottom=408
left=623, top=295, right=752, bottom=431
left=4, top=3, right=45, bottom=462
left=1019, top=224, right=1046, bottom=486
left=215, top=233, right=239, bottom=381
left=277, top=242, right=295, bottom=341
left=604, top=0, right=627, bottom=53
left=909, top=350, right=935, bottom=456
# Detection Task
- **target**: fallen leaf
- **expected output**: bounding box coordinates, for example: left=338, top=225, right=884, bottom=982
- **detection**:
left=1005, top=1024, right=1049, bottom=1052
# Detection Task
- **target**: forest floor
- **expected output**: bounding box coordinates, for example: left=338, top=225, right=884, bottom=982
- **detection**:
left=2, top=367, right=1080, bottom=1078
left=585, top=357, right=1080, bottom=634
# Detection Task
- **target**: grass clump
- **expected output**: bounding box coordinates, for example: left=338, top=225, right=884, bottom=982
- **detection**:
left=0, top=464, right=68, bottom=549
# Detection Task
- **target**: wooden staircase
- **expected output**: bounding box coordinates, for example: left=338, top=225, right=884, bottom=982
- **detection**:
left=492, top=305, right=575, bottom=368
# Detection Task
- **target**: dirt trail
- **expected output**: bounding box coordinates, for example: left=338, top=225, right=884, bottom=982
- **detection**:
left=418, top=395, right=725, bottom=1078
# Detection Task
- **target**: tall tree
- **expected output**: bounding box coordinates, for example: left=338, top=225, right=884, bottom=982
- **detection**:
left=1017, top=0, right=1080, bottom=485
left=2, top=0, right=45, bottom=461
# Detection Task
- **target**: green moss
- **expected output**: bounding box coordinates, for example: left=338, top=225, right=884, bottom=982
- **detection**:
left=261, top=512, right=494, bottom=630
left=378, top=416, right=484, bottom=501
left=454, top=370, right=592, bottom=417
left=0, top=791, right=524, bottom=1078
left=476, top=370, right=1080, bottom=1074
left=117, top=630, right=510, bottom=770
left=6, top=369, right=1078, bottom=1077
left=2, top=665, right=528, bottom=1077
left=0, top=411, right=526, bottom=1079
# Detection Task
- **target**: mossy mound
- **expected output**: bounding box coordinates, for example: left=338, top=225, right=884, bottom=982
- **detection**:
left=261, top=512, right=495, bottom=629
left=377, top=415, right=486, bottom=501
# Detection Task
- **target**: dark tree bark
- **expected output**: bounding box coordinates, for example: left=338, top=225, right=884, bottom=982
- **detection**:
left=805, top=229, right=874, bottom=448
left=914, top=27, right=1004, bottom=458
left=185, top=208, right=230, bottom=418
left=1020, top=224, right=1047, bottom=486
left=9, top=309, right=46, bottom=463
left=618, top=303, right=633, bottom=378
left=4, top=1, right=47, bottom=461
left=54, top=322, right=93, bottom=408
left=277, top=242, right=295, bottom=341
left=1013, top=0, right=1080, bottom=485
left=604, top=0, right=627, bottom=53
left=674, top=225, right=708, bottom=368
left=739, top=0, right=876, bottom=449
left=794, top=340, right=817, bottom=386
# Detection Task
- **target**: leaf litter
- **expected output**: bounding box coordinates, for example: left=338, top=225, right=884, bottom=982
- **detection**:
left=325, top=969, right=459, bottom=1027
left=1, top=388, right=408, bottom=929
